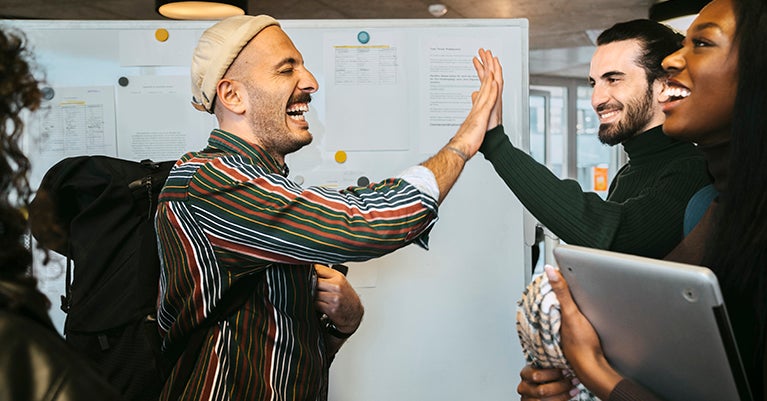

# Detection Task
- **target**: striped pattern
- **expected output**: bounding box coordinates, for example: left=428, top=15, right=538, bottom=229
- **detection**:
left=156, top=129, right=438, bottom=401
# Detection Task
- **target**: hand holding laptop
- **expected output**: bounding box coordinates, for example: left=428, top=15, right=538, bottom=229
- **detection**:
left=518, top=244, right=752, bottom=401
left=543, top=264, right=625, bottom=401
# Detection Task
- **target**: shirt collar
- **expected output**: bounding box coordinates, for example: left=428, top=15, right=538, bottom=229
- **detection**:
left=206, top=129, right=289, bottom=176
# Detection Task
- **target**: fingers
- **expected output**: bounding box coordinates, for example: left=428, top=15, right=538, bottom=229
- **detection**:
left=314, top=264, right=344, bottom=295
left=544, top=264, right=590, bottom=342
left=544, top=264, right=577, bottom=314
left=475, top=48, right=503, bottom=128
left=471, top=48, right=503, bottom=128
left=518, top=384, right=576, bottom=401
left=520, top=365, right=565, bottom=383
left=518, top=365, right=577, bottom=401
left=472, top=48, right=491, bottom=78
left=314, top=263, right=340, bottom=279
left=474, top=48, right=502, bottom=85
left=472, top=56, right=485, bottom=80
left=471, top=68, right=498, bottom=111
left=314, top=268, right=364, bottom=333
left=487, top=50, right=504, bottom=88
left=449, top=48, right=501, bottom=157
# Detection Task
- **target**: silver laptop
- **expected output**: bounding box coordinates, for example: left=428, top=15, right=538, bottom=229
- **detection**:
left=553, top=244, right=753, bottom=401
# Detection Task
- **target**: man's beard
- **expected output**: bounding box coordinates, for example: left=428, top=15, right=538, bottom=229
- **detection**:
left=245, top=83, right=313, bottom=157
left=597, top=85, right=655, bottom=146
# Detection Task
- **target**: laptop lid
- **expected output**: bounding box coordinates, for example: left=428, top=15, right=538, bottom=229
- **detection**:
left=553, top=244, right=752, bottom=401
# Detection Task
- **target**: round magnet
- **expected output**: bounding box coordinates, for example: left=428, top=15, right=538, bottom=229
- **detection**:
left=357, top=176, right=370, bottom=187
left=155, top=28, right=169, bottom=42
left=118, top=76, right=129, bottom=87
left=357, top=31, right=370, bottom=44
left=334, top=150, right=347, bottom=164
left=41, top=87, right=55, bottom=101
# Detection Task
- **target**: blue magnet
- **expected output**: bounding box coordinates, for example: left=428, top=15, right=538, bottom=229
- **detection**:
left=41, top=87, right=55, bottom=101
left=357, top=31, right=370, bottom=44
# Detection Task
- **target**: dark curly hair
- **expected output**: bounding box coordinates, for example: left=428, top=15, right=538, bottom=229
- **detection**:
left=0, top=28, right=39, bottom=200
left=0, top=27, right=44, bottom=306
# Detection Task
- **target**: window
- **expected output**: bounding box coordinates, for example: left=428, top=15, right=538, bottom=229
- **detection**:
left=576, top=85, right=610, bottom=198
left=530, top=79, right=620, bottom=198
left=528, top=77, right=626, bottom=273
left=529, top=85, right=567, bottom=177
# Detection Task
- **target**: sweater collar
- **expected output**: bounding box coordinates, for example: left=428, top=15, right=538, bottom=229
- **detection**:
left=206, top=129, right=289, bottom=176
left=621, top=125, right=678, bottom=162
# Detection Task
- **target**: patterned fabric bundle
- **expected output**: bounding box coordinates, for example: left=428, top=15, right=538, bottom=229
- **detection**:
left=516, top=273, right=598, bottom=401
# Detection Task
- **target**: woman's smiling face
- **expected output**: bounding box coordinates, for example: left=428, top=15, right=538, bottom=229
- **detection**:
left=660, top=0, right=738, bottom=146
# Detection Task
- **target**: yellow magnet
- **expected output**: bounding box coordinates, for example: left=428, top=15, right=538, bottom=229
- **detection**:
left=155, top=28, right=170, bottom=42
left=334, top=150, right=347, bottom=164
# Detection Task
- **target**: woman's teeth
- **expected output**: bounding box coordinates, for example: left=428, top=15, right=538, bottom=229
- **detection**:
left=663, top=86, right=691, bottom=100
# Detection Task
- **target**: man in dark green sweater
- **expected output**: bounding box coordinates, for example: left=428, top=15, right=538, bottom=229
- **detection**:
left=479, top=20, right=711, bottom=259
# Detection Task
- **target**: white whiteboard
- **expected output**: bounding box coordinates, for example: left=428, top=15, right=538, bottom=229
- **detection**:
left=6, top=18, right=531, bottom=401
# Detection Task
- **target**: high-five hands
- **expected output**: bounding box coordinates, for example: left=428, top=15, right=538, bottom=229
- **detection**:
left=473, top=48, right=504, bottom=130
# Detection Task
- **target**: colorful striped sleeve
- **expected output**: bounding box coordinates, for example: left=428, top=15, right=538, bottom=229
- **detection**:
left=187, top=154, right=439, bottom=268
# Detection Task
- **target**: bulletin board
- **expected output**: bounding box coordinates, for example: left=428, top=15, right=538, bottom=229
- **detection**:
left=6, top=18, right=532, bottom=401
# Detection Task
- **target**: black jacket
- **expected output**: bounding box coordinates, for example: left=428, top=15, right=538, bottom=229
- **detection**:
left=0, top=281, right=122, bottom=401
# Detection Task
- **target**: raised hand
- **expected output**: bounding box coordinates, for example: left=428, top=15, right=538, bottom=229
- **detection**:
left=473, top=48, right=504, bottom=130
left=447, top=48, right=501, bottom=159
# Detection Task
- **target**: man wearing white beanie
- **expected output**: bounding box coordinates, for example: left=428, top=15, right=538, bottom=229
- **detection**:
left=155, top=14, right=500, bottom=400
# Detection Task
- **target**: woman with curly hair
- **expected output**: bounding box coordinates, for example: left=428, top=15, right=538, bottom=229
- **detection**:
left=0, top=27, right=121, bottom=401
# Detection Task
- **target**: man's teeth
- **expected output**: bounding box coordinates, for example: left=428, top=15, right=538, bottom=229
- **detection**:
left=287, top=103, right=308, bottom=121
left=599, top=110, right=619, bottom=120
left=287, top=104, right=308, bottom=113
left=664, top=87, right=691, bottom=99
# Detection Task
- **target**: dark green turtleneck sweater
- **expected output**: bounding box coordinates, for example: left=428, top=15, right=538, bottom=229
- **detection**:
left=479, top=124, right=711, bottom=259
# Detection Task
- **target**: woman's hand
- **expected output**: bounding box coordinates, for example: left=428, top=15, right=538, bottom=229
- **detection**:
left=518, top=364, right=578, bottom=401
left=544, top=264, right=624, bottom=399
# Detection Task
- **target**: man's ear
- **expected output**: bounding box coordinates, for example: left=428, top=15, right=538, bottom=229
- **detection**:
left=216, top=79, right=247, bottom=114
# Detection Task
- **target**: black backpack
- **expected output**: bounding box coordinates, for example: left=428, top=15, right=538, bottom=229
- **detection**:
left=30, top=155, right=175, bottom=401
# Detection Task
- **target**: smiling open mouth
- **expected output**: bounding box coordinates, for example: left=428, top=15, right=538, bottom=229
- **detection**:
left=286, top=103, right=309, bottom=121
left=599, top=109, right=620, bottom=121
left=662, top=86, right=691, bottom=102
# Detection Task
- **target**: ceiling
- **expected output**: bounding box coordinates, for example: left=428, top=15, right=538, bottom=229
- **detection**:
left=0, top=0, right=658, bottom=78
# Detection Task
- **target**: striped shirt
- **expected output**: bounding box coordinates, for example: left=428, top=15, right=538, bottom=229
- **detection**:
left=156, top=129, right=439, bottom=401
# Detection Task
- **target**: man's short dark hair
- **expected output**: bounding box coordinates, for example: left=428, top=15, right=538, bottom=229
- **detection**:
left=597, top=19, right=685, bottom=86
